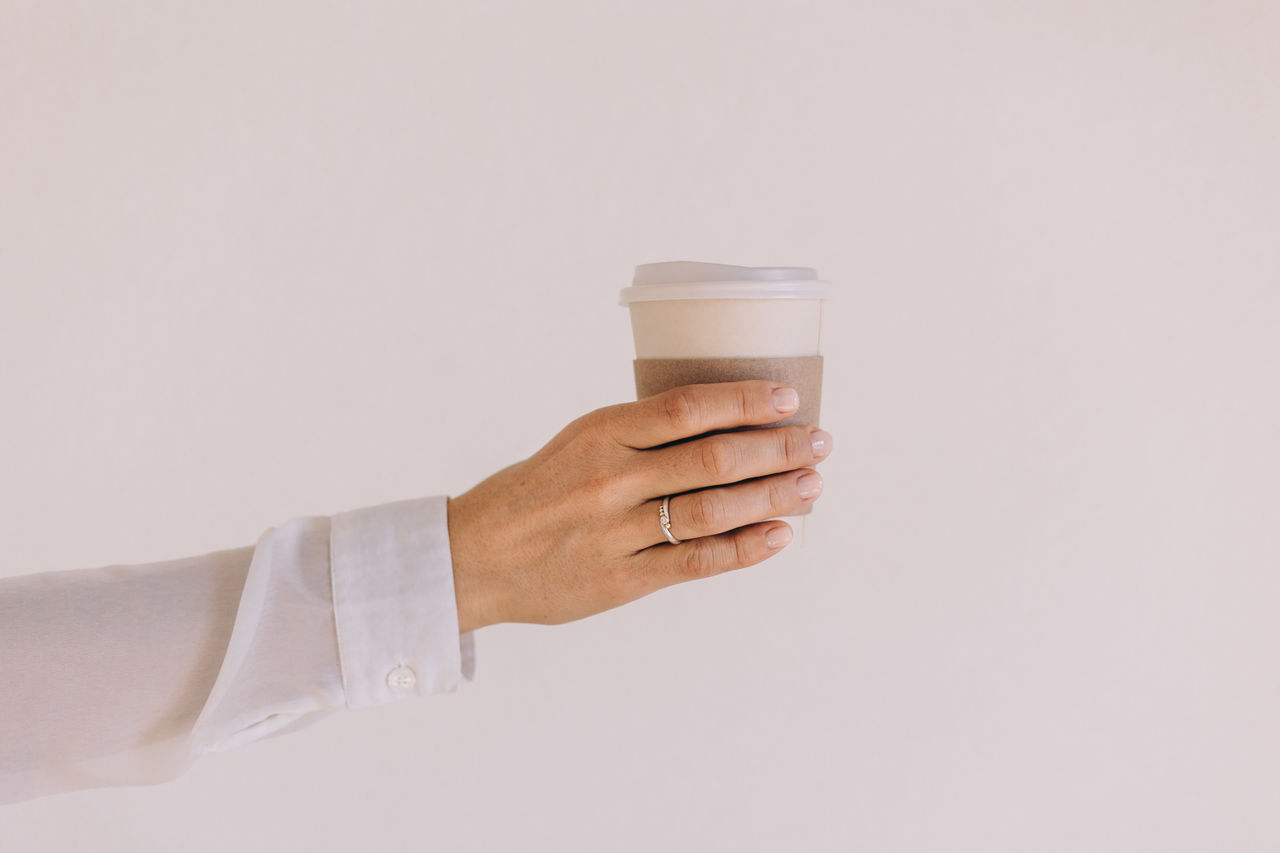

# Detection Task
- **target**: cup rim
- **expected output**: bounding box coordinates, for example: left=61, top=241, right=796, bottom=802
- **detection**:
left=619, top=279, right=832, bottom=305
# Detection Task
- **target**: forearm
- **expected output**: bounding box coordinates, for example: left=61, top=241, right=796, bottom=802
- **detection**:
left=0, top=544, right=257, bottom=781
left=0, top=496, right=474, bottom=805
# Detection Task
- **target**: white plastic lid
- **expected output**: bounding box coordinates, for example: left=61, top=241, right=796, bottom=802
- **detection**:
left=619, top=260, right=832, bottom=305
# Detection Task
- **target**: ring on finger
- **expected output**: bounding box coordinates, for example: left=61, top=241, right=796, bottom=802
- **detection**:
left=659, top=494, right=682, bottom=545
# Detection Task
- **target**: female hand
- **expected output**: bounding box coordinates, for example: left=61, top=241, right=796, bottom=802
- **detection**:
left=446, top=380, right=833, bottom=632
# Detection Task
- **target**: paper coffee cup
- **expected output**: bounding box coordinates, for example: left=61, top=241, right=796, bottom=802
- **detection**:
left=619, top=260, right=831, bottom=516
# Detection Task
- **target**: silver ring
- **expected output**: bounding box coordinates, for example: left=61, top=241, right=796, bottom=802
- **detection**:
left=659, top=495, right=682, bottom=545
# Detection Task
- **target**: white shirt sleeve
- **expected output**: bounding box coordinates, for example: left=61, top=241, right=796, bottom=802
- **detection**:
left=0, top=494, right=476, bottom=806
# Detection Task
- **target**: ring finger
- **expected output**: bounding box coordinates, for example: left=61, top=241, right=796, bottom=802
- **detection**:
left=634, top=467, right=824, bottom=549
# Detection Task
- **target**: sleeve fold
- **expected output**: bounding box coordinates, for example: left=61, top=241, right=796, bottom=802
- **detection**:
left=0, top=494, right=474, bottom=806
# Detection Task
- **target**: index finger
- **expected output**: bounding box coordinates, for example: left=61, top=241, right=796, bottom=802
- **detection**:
left=607, top=380, right=801, bottom=450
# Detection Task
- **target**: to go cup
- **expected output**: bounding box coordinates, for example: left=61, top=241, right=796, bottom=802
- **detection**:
left=619, top=261, right=832, bottom=515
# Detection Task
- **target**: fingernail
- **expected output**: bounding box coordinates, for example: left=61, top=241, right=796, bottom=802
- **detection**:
left=797, top=471, right=823, bottom=499
left=765, top=525, right=793, bottom=549
left=810, top=428, right=832, bottom=458
left=772, top=387, right=799, bottom=413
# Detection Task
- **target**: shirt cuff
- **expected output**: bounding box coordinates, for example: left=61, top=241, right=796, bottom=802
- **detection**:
left=329, top=494, right=476, bottom=710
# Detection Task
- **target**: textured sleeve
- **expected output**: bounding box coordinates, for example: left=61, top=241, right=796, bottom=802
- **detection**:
left=0, top=494, right=475, bottom=806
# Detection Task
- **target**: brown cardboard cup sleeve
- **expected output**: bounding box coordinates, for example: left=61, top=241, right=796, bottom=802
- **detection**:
left=633, top=355, right=824, bottom=517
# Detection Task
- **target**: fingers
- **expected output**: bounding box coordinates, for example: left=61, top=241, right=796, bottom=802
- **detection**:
left=604, top=380, right=801, bottom=450
left=633, top=469, right=823, bottom=547
left=637, top=423, right=832, bottom=497
left=632, top=520, right=794, bottom=588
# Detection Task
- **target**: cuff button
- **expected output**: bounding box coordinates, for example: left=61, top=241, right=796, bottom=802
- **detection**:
left=387, top=665, right=418, bottom=691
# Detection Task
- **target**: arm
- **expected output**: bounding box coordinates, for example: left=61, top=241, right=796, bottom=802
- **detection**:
left=0, top=496, right=471, bottom=805
left=1, top=379, right=831, bottom=805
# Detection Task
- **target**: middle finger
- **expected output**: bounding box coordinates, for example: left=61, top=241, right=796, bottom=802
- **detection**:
left=637, top=424, right=832, bottom=497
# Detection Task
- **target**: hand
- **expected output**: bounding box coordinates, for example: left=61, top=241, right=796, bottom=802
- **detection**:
left=445, top=380, right=833, bottom=632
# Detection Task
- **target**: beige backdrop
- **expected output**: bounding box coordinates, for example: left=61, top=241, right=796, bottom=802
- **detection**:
left=2, top=1, right=1278, bottom=850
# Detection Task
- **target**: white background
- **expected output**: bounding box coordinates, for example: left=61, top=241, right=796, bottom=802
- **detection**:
left=2, top=1, right=1278, bottom=850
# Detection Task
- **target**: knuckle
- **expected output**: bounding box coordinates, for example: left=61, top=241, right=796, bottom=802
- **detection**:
left=559, top=432, right=602, bottom=468
left=734, top=384, right=753, bottom=422
left=577, top=405, right=612, bottom=433
left=765, top=477, right=792, bottom=516
left=732, top=531, right=756, bottom=569
left=582, top=469, right=627, bottom=506
left=566, top=403, right=638, bottom=454
left=576, top=406, right=606, bottom=430
left=680, top=540, right=718, bottom=579
left=779, top=426, right=811, bottom=467
left=687, top=491, right=724, bottom=531
left=662, top=388, right=702, bottom=434
left=698, top=436, right=738, bottom=480
left=562, top=408, right=610, bottom=447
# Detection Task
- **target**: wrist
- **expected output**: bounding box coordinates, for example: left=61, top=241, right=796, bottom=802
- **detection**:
left=446, top=495, right=500, bottom=634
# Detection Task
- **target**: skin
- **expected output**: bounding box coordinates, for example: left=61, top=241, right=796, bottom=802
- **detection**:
left=446, top=379, right=834, bottom=633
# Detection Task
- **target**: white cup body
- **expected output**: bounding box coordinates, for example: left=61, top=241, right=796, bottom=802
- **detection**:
left=621, top=261, right=831, bottom=359
left=628, top=299, right=823, bottom=359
